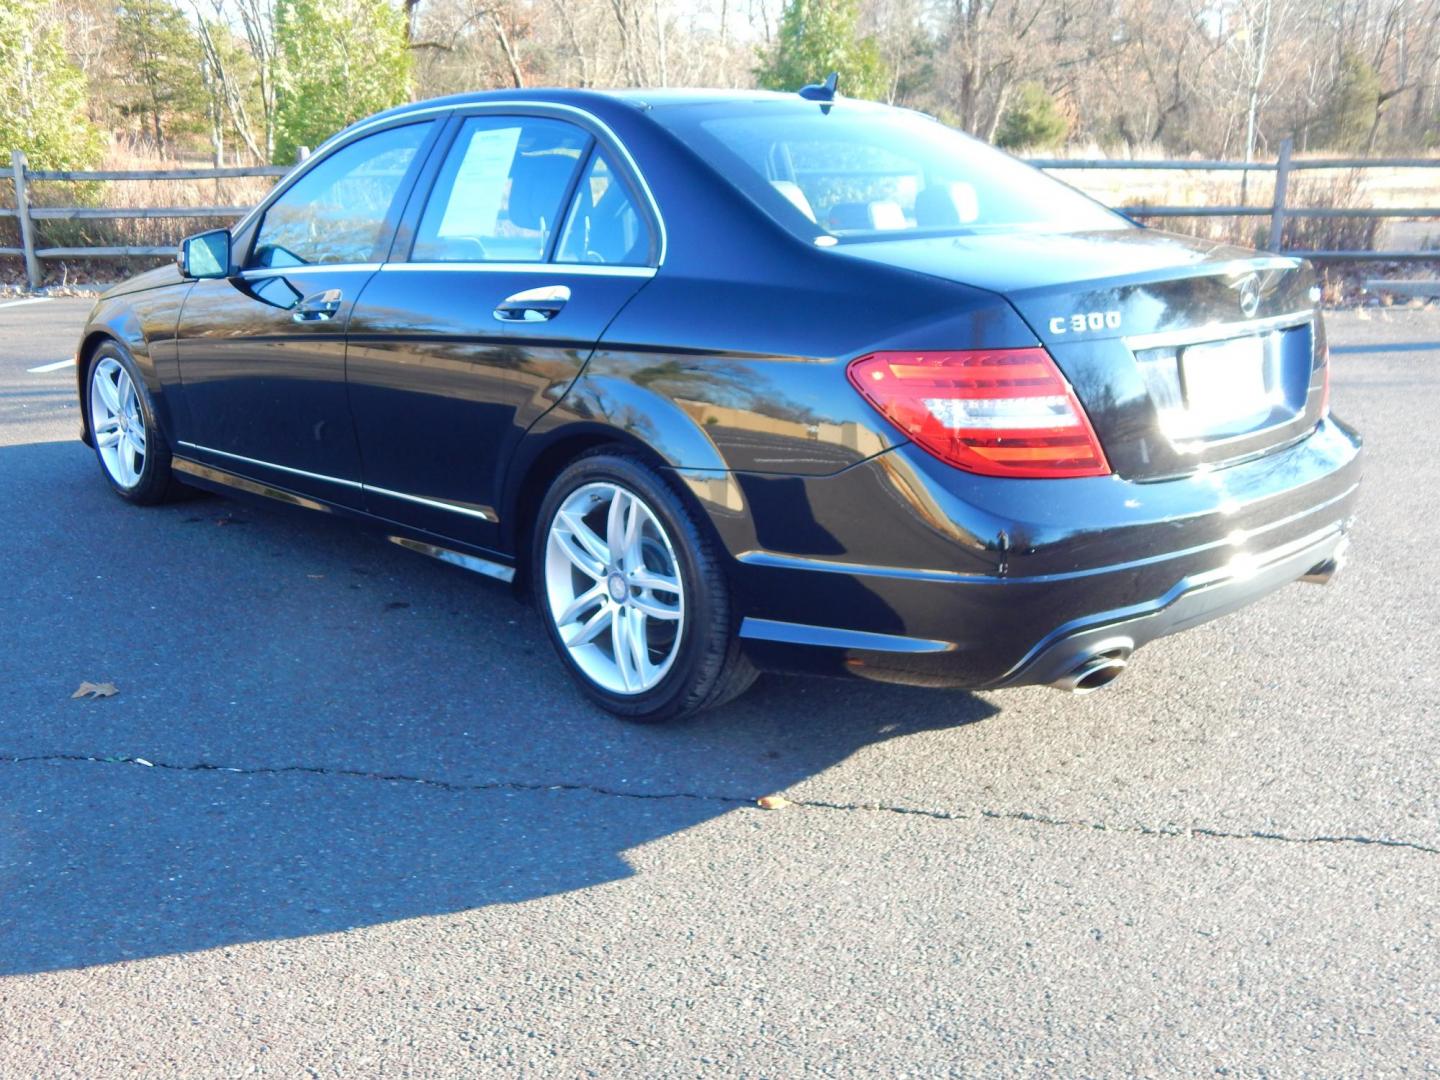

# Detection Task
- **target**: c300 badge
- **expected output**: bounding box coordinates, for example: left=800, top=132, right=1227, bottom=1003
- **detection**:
left=1048, top=310, right=1122, bottom=335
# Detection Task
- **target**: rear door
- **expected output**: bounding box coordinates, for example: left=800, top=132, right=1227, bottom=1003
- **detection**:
left=345, top=109, right=658, bottom=549
left=175, top=120, right=437, bottom=505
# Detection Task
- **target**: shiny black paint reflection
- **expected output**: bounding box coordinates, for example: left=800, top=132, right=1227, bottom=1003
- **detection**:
left=174, top=269, right=375, bottom=505
left=345, top=267, right=650, bottom=547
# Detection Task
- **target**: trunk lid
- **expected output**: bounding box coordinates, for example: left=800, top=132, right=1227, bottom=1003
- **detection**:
left=836, top=228, right=1328, bottom=480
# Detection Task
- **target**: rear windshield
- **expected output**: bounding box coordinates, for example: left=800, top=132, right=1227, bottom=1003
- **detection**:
left=649, top=100, right=1126, bottom=243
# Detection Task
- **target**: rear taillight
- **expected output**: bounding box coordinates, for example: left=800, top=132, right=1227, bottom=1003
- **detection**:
left=847, top=348, right=1110, bottom=479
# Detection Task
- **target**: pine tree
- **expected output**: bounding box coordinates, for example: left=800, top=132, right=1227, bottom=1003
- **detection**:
left=1313, top=51, right=1381, bottom=152
left=114, top=0, right=207, bottom=156
left=995, top=84, right=1070, bottom=150
left=756, top=0, right=888, bottom=102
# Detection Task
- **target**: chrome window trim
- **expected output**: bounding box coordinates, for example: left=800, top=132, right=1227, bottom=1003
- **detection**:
left=379, top=262, right=655, bottom=279
left=230, top=107, right=458, bottom=239
left=233, top=100, right=668, bottom=266
left=1125, top=310, right=1314, bottom=352
left=178, top=441, right=500, bottom=523
left=177, top=442, right=363, bottom=488
left=239, top=263, right=382, bottom=280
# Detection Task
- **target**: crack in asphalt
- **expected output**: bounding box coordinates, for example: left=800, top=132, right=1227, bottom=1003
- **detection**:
left=6, top=751, right=1438, bottom=856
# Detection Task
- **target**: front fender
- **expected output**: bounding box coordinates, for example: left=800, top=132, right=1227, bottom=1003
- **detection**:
left=75, top=283, right=190, bottom=445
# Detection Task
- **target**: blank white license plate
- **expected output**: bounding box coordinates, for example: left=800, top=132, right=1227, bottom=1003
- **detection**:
left=1181, top=336, right=1270, bottom=428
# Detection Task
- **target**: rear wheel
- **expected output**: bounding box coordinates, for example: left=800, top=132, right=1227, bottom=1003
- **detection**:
left=534, top=450, right=756, bottom=722
left=85, top=342, right=183, bottom=504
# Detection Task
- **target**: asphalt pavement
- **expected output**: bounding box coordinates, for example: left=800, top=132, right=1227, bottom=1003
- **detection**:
left=0, top=294, right=1436, bottom=1076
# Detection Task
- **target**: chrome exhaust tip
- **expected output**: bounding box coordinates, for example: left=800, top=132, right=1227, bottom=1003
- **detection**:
left=1301, top=538, right=1348, bottom=586
left=1049, top=646, right=1132, bottom=694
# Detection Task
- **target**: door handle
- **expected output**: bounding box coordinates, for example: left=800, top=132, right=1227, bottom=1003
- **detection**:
left=493, top=285, right=570, bottom=323
left=293, top=288, right=343, bottom=322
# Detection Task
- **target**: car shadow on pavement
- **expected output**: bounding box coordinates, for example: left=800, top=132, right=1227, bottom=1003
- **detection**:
left=0, top=439, right=1000, bottom=976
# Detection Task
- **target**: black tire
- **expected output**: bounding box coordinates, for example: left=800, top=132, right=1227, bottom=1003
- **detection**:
left=532, top=449, right=758, bottom=722
left=83, top=341, right=186, bottom=505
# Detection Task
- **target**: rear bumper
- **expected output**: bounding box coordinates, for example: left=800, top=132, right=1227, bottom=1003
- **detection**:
left=988, top=524, right=1347, bottom=689
left=701, top=416, right=1362, bottom=689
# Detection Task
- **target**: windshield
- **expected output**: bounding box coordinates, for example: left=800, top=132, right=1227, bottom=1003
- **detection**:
left=648, top=99, right=1126, bottom=243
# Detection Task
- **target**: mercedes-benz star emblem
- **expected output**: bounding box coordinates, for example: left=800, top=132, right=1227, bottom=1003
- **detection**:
left=1237, top=274, right=1261, bottom=318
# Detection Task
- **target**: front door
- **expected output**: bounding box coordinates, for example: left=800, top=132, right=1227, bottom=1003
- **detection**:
left=175, top=120, right=436, bottom=505
left=345, top=115, right=658, bottom=549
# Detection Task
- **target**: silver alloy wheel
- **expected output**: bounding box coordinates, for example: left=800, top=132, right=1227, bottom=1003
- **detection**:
left=90, top=357, right=147, bottom=489
left=544, top=481, right=685, bottom=695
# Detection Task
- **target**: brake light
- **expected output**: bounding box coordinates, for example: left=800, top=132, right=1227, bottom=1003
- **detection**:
left=847, top=348, right=1110, bottom=479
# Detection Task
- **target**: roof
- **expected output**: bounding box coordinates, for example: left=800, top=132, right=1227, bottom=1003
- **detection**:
left=377, top=86, right=838, bottom=119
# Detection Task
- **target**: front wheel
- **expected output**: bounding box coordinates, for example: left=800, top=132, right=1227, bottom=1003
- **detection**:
left=533, top=450, right=756, bottom=722
left=84, top=342, right=183, bottom=504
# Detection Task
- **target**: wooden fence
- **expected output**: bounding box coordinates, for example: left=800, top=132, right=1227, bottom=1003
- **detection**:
left=0, top=148, right=306, bottom=288
left=1031, top=139, right=1440, bottom=261
left=3, top=138, right=1438, bottom=288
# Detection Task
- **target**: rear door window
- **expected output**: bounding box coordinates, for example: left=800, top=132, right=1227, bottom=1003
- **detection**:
left=555, top=150, right=652, bottom=267
left=412, top=117, right=590, bottom=263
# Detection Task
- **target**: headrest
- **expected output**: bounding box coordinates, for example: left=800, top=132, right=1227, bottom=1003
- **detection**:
left=509, top=154, right=577, bottom=231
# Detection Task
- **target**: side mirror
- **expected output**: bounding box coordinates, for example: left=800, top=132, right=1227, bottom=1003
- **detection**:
left=178, top=229, right=231, bottom=279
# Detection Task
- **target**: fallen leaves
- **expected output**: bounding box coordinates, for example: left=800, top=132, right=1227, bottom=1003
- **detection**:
left=756, top=794, right=792, bottom=810
left=71, top=681, right=118, bottom=699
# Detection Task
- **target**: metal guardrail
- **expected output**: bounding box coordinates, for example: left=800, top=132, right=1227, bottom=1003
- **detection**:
left=3, top=139, right=1438, bottom=287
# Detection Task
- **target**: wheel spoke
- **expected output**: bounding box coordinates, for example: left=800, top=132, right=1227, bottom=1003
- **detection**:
left=606, top=488, right=628, bottom=556
left=115, top=370, right=134, bottom=416
left=625, top=608, right=652, bottom=684
left=629, top=591, right=681, bottom=620
left=607, top=490, right=643, bottom=569
left=95, top=426, right=121, bottom=448
left=121, top=436, right=141, bottom=480
left=553, top=531, right=605, bottom=581
left=557, top=509, right=610, bottom=567
left=611, top=607, right=646, bottom=691
left=95, top=370, right=121, bottom=412
left=629, top=569, right=680, bottom=594
left=565, top=603, right=613, bottom=647
left=128, top=423, right=146, bottom=454
left=556, top=582, right=605, bottom=627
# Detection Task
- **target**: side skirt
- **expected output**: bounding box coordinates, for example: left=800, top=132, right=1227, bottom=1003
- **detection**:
left=170, top=456, right=517, bottom=584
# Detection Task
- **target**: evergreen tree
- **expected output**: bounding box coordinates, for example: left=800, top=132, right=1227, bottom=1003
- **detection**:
left=756, top=0, right=888, bottom=102
left=0, top=0, right=102, bottom=169
left=114, top=0, right=207, bottom=156
left=995, top=83, right=1070, bottom=150
left=273, top=0, right=411, bottom=164
left=1313, top=51, right=1381, bottom=152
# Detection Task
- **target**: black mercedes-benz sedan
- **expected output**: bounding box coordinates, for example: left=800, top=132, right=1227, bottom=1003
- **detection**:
left=74, top=86, right=1361, bottom=721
